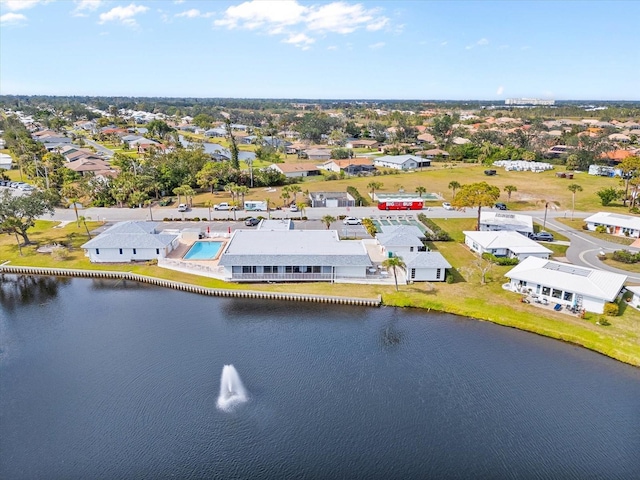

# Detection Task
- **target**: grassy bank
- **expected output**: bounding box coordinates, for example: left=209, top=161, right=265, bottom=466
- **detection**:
left=2, top=219, right=639, bottom=367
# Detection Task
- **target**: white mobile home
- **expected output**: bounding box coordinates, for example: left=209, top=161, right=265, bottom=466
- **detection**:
left=505, top=257, right=627, bottom=314
left=584, top=212, right=640, bottom=238
left=479, top=212, right=534, bottom=236
left=464, top=230, right=551, bottom=260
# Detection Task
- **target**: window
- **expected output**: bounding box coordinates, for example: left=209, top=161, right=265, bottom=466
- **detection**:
left=563, top=292, right=573, bottom=302
left=156, top=249, right=160, bottom=255
left=264, top=266, right=272, bottom=273
left=410, top=247, right=414, bottom=252
left=96, top=249, right=99, bottom=255
left=411, top=268, right=416, bottom=279
left=436, top=269, right=441, bottom=279
left=312, top=266, right=321, bottom=273
left=133, top=249, right=137, bottom=255
left=119, top=248, right=123, bottom=255
left=285, top=266, right=293, bottom=273
left=552, top=289, right=562, bottom=299
left=242, top=266, right=256, bottom=273
left=542, top=286, right=551, bottom=296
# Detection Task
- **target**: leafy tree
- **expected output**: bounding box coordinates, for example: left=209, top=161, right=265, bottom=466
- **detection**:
left=331, top=148, right=351, bottom=159
left=429, top=114, right=459, bottom=148
left=321, top=215, right=336, bottom=229
left=596, top=187, right=622, bottom=206
left=382, top=255, right=406, bottom=291
left=0, top=189, right=56, bottom=245
left=567, top=183, right=583, bottom=219
left=196, top=162, right=220, bottom=193
left=192, top=113, right=214, bottom=129
left=224, top=117, right=240, bottom=169
left=453, top=182, right=501, bottom=230
left=448, top=180, right=461, bottom=198
left=287, top=184, right=302, bottom=204
left=618, top=156, right=640, bottom=207
left=146, top=120, right=174, bottom=140
left=415, top=186, right=426, bottom=198
left=504, top=185, right=517, bottom=201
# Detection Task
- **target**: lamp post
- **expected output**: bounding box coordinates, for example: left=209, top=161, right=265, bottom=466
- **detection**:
left=543, top=202, right=549, bottom=230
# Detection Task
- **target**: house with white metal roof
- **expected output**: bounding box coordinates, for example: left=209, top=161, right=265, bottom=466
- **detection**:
left=81, top=221, right=179, bottom=263
left=480, top=212, right=534, bottom=236
left=505, top=257, right=627, bottom=313
left=373, top=154, right=429, bottom=170
left=584, top=212, right=640, bottom=238
left=464, top=230, right=552, bottom=260
left=403, top=252, right=451, bottom=282
left=218, top=229, right=372, bottom=282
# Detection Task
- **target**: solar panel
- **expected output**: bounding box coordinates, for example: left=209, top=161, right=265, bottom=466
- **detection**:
left=543, top=262, right=590, bottom=277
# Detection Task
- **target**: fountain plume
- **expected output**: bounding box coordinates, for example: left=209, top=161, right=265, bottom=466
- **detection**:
left=217, top=365, right=248, bottom=411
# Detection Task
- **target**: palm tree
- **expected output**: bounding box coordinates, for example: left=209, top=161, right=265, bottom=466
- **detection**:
left=415, top=186, right=427, bottom=198
left=367, top=181, right=383, bottom=200
left=382, top=255, right=406, bottom=291
left=321, top=215, right=336, bottom=229
left=77, top=216, right=92, bottom=239
left=281, top=186, right=291, bottom=207
left=448, top=180, right=461, bottom=198
left=504, top=185, right=517, bottom=201
left=288, top=184, right=302, bottom=204
left=567, top=183, right=583, bottom=220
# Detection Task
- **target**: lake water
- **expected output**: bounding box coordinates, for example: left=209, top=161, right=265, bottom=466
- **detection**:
left=1, top=275, right=639, bottom=479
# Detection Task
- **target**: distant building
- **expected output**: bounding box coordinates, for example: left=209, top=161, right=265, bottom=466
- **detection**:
left=505, top=98, right=555, bottom=106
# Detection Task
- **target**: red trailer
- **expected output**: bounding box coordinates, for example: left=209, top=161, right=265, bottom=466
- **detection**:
left=377, top=199, right=424, bottom=210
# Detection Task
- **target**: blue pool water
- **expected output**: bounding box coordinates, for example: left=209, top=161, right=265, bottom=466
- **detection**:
left=183, top=241, right=223, bottom=260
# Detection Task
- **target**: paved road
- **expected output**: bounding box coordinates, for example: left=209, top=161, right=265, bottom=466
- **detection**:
left=82, top=138, right=114, bottom=159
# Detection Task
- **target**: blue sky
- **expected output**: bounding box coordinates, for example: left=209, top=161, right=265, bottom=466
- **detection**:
left=1, top=0, right=638, bottom=100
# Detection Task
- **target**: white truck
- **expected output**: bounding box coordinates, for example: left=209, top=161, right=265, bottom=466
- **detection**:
left=214, top=202, right=236, bottom=211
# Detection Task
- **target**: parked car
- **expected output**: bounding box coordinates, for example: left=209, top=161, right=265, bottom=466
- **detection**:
left=244, top=217, right=260, bottom=226
left=18, top=184, right=34, bottom=191
left=442, top=202, right=454, bottom=210
left=214, top=202, right=236, bottom=211
left=343, top=217, right=362, bottom=225
left=495, top=202, right=507, bottom=210
left=177, top=203, right=188, bottom=212
left=532, top=231, right=554, bottom=242
left=289, top=204, right=298, bottom=212
left=0, top=180, right=8, bottom=186
left=484, top=169, right=497, bottom=176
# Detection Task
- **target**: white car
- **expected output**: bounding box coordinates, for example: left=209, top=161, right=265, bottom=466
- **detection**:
left=289, top=204, right=298, bottom=212
left=442, top=202, right=454, bottom=210
left=177, top=203, right=188, bottom=212
left=343, top=217, right=362, bottom=225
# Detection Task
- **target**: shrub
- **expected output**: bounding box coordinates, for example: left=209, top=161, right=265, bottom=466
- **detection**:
left=595, top=225, right=607, bottom=233
left=192, top=217, right=200, bottom=222
left=346, top=186, right=370, bottom=206
left=417, top=213, right=451, bottom=241
left=603, top=302, right=619, bottom=316
left=51, top=246, right=69, bottom=261
left=163, top=217, right=171, bottom=222
left=612, top=249, right=640, bottom=264
left=597, top=316, right=611, bottom=326
left=445, top=272, right=454, bottom=284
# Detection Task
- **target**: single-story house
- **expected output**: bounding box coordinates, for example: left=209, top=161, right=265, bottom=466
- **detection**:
left=302, top=148, right=332, bottom=161
left=464, top=230, right=552, bottom=260
left=403, top=252, right=451, bottom=282
left=204, top=127, right=228, bottom=138
left=624, top=285, right=640, bottom=310
left=309, top=192, right=356, bottom=208
left=268, top=162, right=321, bottom=178
left=376, top=230, right=425, bottom=257
left=418, top=149, right=449, bottom=160
left=217, top=229, right=372, bottom=282
left=66, top=158, right=115, bottom=176
left=345, top=139, right=379, bottom=149
left=320, top=158, right=375, bottom=173
left=81, top=221, right=179, bottom=263
left=505, top=257, right=627, bottom=314
left=479, top=212, right=534, bottom=236
left=373, top=155, right=429, bottom=170
left=583, top=212, right=640, bottom=238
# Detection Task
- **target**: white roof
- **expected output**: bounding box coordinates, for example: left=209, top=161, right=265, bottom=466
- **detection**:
left=506, top=257, right=626, bottom=301
left=584, top=212, right=640, bottom=231
left=219, top=229, right=371, bottom=267
left=81, top=221, right=177, bottom=249
left=403, top=251, right=451, bottom=269
left=374, top=155, right=420, bottom=165
left=480, top=212, right=533, bottom=231
left=464, top=230, right=552, bottom=255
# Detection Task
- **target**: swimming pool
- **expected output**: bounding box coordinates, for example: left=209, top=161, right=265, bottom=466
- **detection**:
left=183, top=241, right=223, bottom=260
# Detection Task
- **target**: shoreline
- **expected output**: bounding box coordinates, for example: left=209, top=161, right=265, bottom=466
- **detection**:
left=2, top=263, right=638, bottom=368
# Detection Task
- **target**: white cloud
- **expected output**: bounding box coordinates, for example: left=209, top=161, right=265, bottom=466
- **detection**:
left=72, top=0, right=103, bottom=17
left=2, top=0, right=50, bottom=11
left=215, top=1, right=391, bottom=46
left=496, top=86, right=504, bottom=95
left=369, top=41, right=385, bottom=49
left=176, top=9, right=214, bottom=19
left=327, top=45, right=338, bottom=50
left=0, top=12, right=27, bottom=25
left=99, top=3, right=148, bottom=27
left=466, top=38, right=490, bottom=50
left=283, top=32, right=315, bottom=48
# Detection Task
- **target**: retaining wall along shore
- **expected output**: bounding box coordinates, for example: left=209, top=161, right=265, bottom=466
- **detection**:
left=0, top=265, right=381, bottom=307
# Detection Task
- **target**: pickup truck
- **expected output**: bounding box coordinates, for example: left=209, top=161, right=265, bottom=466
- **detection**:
left=214, top=202, right=236, bottom=211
